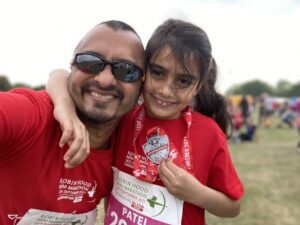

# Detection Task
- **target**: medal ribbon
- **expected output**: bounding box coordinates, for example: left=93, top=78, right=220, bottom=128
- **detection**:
left=132, top=104, right=194, bottom=183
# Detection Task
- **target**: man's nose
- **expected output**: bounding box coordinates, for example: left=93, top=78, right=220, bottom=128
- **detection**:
left=93, top=65, right=117, bottom=88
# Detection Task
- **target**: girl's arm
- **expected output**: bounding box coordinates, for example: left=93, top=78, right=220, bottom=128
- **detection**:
left=46, top=69, right=90, bottom=168
left=158, top=158, right=241, bottom=217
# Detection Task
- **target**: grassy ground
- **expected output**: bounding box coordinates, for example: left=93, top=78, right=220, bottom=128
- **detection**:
left=206, top=126, right=300, bottom=225
left=97, top=125, right=300, bottom=225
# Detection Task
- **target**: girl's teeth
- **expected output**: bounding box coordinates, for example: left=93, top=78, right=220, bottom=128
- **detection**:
left=157, top=99, right=168, bottom=106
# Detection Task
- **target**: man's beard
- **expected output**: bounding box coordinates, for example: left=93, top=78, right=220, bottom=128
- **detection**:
left=76, top=106, right=115, bottom=125
left=71, top=79, right=124, bottom=125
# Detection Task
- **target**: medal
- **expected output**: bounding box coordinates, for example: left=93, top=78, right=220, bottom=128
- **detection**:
left=142, top=127, right=169, bottom=164
left=132, top=104, right=194, bottom=183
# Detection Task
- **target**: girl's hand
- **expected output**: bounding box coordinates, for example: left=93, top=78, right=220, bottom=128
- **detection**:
left=159, top=158, right=242, bottom=217
left=158, top=158, right=202, bottom=202
left=54, top=104, right=90, bottom=168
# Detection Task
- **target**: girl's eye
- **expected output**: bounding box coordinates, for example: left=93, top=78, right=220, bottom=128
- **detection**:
left=176, top=76, right=196, bottom=89
left=149, top=66, right=164, bottom=79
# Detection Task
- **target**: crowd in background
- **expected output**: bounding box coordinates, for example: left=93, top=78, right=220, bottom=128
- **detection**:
left=227, top=93, right=300, bottom=152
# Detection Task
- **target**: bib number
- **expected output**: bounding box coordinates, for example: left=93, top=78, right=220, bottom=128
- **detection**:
left=110, top=211, right=127, bottom=225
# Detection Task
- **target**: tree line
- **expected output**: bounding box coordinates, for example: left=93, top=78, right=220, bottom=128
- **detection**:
left=1, top=74, right=299, bottom=97
left=226, top=79, right=300, bottom=97
left=0, top=75, right=45, bottom=91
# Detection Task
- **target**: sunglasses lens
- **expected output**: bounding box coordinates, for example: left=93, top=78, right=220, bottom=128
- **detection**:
left=75, top=54, right=104, bottom=74
left=73, top=53, right=143, bottom=82
left=113, top=63, right=142, bottom=82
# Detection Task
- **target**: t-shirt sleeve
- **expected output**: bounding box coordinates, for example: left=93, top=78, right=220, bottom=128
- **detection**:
left=0, top=88, right=51, bottom=158
left=207, top=135, right=244, bottom=200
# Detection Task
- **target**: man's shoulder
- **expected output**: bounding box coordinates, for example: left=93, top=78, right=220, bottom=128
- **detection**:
left=9, top=87, right=47, bottom=98
left=9, top=88, right=52, bottom=106
left=4, top=88, right=54, bottom=122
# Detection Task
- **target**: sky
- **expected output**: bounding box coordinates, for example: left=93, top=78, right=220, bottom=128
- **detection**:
left=0, top=0, right=300, bottom=93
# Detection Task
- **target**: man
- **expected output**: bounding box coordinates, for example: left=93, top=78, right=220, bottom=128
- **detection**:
left=0, top=20, right=144, bottom=225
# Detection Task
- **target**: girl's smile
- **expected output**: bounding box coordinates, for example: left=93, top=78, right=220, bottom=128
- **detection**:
left=143, top=45, right=200, bottom=120
left=152, top=94, right=176, bottom=107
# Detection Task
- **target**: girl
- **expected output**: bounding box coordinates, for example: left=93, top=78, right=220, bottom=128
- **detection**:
left=297, top=111, right=300, bottom=152
left=47, top=19, right=244, bottom=225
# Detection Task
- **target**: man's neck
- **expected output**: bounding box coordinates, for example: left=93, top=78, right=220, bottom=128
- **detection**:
left=86, top=120, right=119, bottom=150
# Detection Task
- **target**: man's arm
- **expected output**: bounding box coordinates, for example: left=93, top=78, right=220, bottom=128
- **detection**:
left=0, top=90, right=42, bottom=156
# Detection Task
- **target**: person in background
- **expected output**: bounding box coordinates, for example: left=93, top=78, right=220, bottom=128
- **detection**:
left=296, top=112, right=300, bottom=152
left=231, top=106, right=244, bottom=143
left=239, top=117, right=257, bottom=142
left=47, top=19, right=244, bottom=225
left=295, top=100, right=300, bottom=153
left=262, top=92, right=273, bottom=128
left=239, top=95, right=249, bottom=123
left=0, top=20, right=144, bottom=225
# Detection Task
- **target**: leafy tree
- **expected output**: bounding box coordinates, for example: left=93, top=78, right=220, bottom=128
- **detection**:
left=287, top=82, right=300, bottom=97
left=0, top=75, right=12, bottom=91
left=12, top=82, right=31, bottom=89
left=226, top=84, right=241, bottom=95
left=12, top=82, right=45, bottom=90
left=226, top=79, right=273, bottom=96
left=274, top=80, right=292, bottom=97
left=0, top=75, right=45, bottom=91
left=33, top=85, right=45, bottom=90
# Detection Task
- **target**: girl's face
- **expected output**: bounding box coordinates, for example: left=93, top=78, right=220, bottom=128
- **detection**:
left=143, top=46, right=200, bottom=119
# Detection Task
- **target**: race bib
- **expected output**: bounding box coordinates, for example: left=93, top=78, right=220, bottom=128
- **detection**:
left=104, top=167, right=183, bottom=225
left=17, top=208, right=96, bottom=225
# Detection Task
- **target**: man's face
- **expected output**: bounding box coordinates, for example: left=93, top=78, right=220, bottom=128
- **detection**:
left=68, top=24, right=144, bottom=124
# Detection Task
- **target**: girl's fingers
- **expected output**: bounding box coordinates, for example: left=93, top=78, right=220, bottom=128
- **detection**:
left=64, top=123, right=90, bottom=168
left=164, top=158, right=180, bottom=175
left=59, top=124, right=74, bottom=148
left=66, top=129, right=90, bottom=168
left=159, top=159, right=175, bottom=182
left=65, top=144, right=90, bottom=168
left=63, top=135, right=83, bottom=161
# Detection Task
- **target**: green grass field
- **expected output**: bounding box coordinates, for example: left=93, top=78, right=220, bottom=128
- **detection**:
left=97, top=125, right=300, bottom=225
left=206, top=126, right=300, bottom=225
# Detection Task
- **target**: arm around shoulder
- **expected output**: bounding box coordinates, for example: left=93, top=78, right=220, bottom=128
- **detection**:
left=46, top=68, right=90, bottom=168
left=46, top=68, right=73, bottom=109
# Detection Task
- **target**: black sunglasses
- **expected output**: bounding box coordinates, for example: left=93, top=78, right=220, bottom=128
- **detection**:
left=72, top=52, right=144, bottom=82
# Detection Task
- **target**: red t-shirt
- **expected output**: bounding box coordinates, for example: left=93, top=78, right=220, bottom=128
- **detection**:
left=0, top=88, right=113, bottom=225
left=113, top=105, right=244, bottom=225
